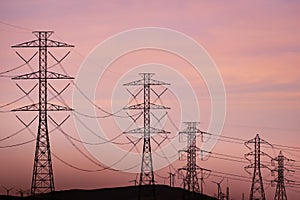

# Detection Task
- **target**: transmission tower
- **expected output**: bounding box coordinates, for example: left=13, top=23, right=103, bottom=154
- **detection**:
left=123, top=73, right=170, bottom=200
left=2, top=186, right=14, bottom=196
left=212, top=179, right=224, bottom=200
left=271, top=151, right=295, bottom=200
left=226, top=186, right=229, bottom=200
left=198, top=167, right=211, bottom=195
left=178, top=122, right=209, bottom=195
left=11, top=31, right=74, bottom=195
left=244, top=134, right=272, bottom=200
left=168, top=172, right=176, bottom=187
left=17, top=189, right=25, bottom=197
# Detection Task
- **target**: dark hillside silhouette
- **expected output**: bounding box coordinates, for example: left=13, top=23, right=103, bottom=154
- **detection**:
left=0, top=185, right=217, bottom=200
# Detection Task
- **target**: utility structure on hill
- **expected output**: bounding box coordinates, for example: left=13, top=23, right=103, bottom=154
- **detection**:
left=178, top=122, right=210, bottom=195
left=11, top=31, right=74, bottom=195
left=168, top=172, right=176, bottom=187
left=123, top=73, right=170, bottom=200
left=212, top=179, right=227, bottom=200
left=244, top=134, right=272, bottom=200
left=2, top=186, right=14, bottom=196
left=271, top=151, right=295, bottom=200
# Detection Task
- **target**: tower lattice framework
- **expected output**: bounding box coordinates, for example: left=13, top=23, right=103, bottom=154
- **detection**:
left=178, top=122, right=209, bottom=194
left=272, top=151, right=294, bottom=200
left=245, top=134, right=272, bottom=200
left=11, top=31, right=74, bottom=195
left=123, top=73, right=170, bottom=199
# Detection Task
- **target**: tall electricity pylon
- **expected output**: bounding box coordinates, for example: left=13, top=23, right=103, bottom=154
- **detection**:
left=244, top=134, right=272, bottom=200
left=271, top=151, right=295, bottom=200
left=178, top=122, right=210, bottom=195
left=11, top=31, right=74, bottom=195
left=123, top=73, right=170, bottom=200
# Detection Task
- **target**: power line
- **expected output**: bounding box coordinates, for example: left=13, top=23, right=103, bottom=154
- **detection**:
left=168, top=112, right=300, bottom=153
left=0, top=116, right=37, bottom=142
left=72, top=113, right=135, bottom=145
left=0, top=20, right=31, bottom=31
left=52, top=58, right=145, bottom=119
left=200, top=149, right=245, bottom=161
left=51, top=152, right=105, bottom=172
left=207, top=132, right=300, bottom=153
left=0, top=113, right=140, bottom=174
left=50, top=116, right=141, bottom=172
left=0, top=85, right=37, bottom=109
left=145, top=128, right=295, bottom=196
left=52, top=151, right=141, bottom=173
left=0, top=63, right=29, bottom=75
left=55, top=59, right=134, bottom=118
left=46, top=47, right=159, bottom=120
left=208, top=155, right=249, bottom=164
left=273, top=144, right=300, bottom=151
left=46, top=82, right=141, bottom=145
left=62, top=128, right=140, bottom=171
left=0, top=51, right=38, bottom=78
left=0, top=138, right=35, bottom=148
left=53, top=32, right=133, bottom=78
left=210, top=173, right=251, bottom=183
left=0, top=59, right=68, bottom=79
left=57, top=115, right=140, bottom=146
left=71, top=80, right=143, bottom=118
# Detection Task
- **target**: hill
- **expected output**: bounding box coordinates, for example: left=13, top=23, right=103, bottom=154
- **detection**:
left=0, top=185, right=217, bottom=200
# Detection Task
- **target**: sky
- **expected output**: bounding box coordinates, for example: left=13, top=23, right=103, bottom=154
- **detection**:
left=1, top=0, right=300, bottom=199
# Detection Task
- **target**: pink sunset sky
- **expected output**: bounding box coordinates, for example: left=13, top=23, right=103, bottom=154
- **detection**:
left=1, top=1, right=300, bottom=199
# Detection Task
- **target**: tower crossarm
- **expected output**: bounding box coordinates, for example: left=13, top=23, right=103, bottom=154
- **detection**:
left=123, top=74, right=170, bottom=86
left=12, top=31, right=74, bottom=48
left=125, top=102, right=170, bottom=110
left=12, top=39, right=74, bottom=48
left=12, top=71, right=74, bottom=80
left=12, top=103, right=73, bottom=112
left=123, top=127, right=170, bottom=134
left=179, top=128, right=204, bottom=135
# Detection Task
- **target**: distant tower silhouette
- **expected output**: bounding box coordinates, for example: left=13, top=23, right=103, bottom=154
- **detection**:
left=244, top=134, right=272, bottom=200
left=178, top=122, right=209, bottom=195
left=212, top=179, right=225, bottom=200
left=12, top=31, right=74, bottom=195
left=226, top=186, right=229, bottom=200
left=2, top=187, right=14, bottom=196
left=199, top=167, right=211, bottom=194
left=179, top=122, right=200, bottom=193
left=168, top=172, right=176, bottom=187
left=17, top=189, right=26, bottom=197
left=271, top=151, right=294, bottom=200
left=123, top=73, right=170, bottom=200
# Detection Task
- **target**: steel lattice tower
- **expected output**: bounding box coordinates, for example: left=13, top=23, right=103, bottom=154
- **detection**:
left=11, top=31, right=74, bottom=195
left=272, top=151, right=294, bottom=200
left=123, top=73, right=170, bottom=199
left=178, top=122, right=209, bottom=194
left=244, top=134, right=272, bottom=200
